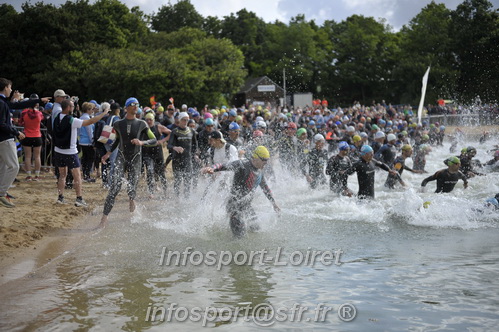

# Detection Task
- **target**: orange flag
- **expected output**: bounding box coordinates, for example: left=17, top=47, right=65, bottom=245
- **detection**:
left=150, top=96, right=156, bottom=106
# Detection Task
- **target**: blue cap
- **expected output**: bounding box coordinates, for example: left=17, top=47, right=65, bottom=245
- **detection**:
left=137, top=107, right=143, bottom=114
left=45, top=102, right=54, bottom=109
left=125, top=97, right=139, bottom=107
left=205, top=118, right=214, bottom=126
left=89, top=99, right=99, bottom=107
left=229, top=122, right=240, bottom=131
left=486, top=197, right=499, bottom=207
left=338, top=141, right=350, bottom=151
left=309, top=120, right=315, bottom=126
left=187, top=107, right=196, bottom=114
left=335, top=121, right=342, bottom=126
left=229, top=109, right=237, bottom=117
left=192, top=111, right=200, bottom=117
left=360, top=145, right=374, bottom=156
left=378, top=119, right=386, bottom=125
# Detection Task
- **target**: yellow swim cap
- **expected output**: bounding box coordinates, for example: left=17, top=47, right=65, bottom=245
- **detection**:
left=402, top=144, right=412, bottom=152
left=352, top=135, right=361, bottom=143
left=145, top=113, right=155, bottom=120
left=252, top=146, right=270, bottom=159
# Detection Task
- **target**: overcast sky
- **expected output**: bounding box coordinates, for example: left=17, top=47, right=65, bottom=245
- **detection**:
left=7, top=0, right=499, bottom=30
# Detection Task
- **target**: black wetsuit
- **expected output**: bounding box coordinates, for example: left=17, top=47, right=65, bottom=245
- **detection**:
left=168, top=126, right=198, bottom=197
left=103, top=118, right=156, bottom=216
left=142, top=123, right=168, bottom=194
left=302, top=148, right=328, bottom=189
left=413, top=149, right=426, bottom=172
left=326, top=154, right=352, bottom=194
left=278, top=135, right=298, bottom=170
left=213, top=159, right=275, bottom=237
left=421, top=169, right=468, bottom=193
left=374, top=143, right=397, bottom=165
left=348, top=158, right=392, bottom=199
left=384, top=155, right=411, bottom=189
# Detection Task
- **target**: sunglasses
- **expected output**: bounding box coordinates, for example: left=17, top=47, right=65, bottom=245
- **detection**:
left=129, top=102, right=139, bottom=107
left=259, top=157, right=269, bottom=162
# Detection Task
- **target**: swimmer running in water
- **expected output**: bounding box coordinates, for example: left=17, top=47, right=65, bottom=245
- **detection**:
left=201, top=146, right=280, bottom=238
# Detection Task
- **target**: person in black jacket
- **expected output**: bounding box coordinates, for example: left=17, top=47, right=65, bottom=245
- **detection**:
left=0, top=78, right=49, bottom=208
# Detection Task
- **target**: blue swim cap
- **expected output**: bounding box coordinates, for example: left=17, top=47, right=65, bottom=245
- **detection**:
left=338, top=141, right=350, bottom=151
left=360, top=145, right=374, bottom=156
left=205, top=118, right=214, bottom=126
left=229, top=122, right=240, bottom=131
left=45, top=102, right=54, bottom=109
left=335, top=121, right=342, bottom=126
left=125, top=97, right=139, bottom=107
left=229, top=109, right=237, bottom=117
left=486, top=198, right=498, bottom=208
left=309, top=120, right=315, bottom=126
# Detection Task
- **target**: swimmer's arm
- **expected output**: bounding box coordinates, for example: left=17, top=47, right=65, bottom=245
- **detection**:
left=260, top=178, right=280, bottom=212
left=109, top=129, right=120, bottom=152
left=373, top=159, right=392, bottom=173
left=459, top=171, right=469, bottom=188
left=421, top=171, right=440, bottom=187
left=203, top=160, right=242, bottom=174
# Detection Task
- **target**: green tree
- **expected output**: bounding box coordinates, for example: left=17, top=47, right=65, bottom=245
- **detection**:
left=150, top=0, right=203, bottom=33
left=450, top=0, right=499, bottom=102
left=328, top=15, right=399, bottom=104
left=394, top=1, right=458, bottom=104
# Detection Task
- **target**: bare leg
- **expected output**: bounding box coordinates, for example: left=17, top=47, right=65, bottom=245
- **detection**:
left=129, top=199, right=136, bottom=212
left=58, top=167, right=67, bottom=196
left=72, top=167, right=82, bottom=197
left=33, top=146, right=42, bottom=174
left=23, top=146, right=32, bottom=173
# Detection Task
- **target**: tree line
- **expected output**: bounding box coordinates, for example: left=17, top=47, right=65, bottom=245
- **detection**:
left=0, top=0, right=497, bottom=107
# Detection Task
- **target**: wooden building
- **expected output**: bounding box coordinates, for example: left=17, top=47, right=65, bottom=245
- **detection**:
left=233, top=76, right=285, bottom=108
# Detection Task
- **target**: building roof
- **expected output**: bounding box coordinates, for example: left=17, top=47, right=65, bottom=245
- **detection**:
left=237, top=76, right=284, bottom=94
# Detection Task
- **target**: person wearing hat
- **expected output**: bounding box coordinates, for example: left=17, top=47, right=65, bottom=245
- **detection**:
left=277, top=122, right=298, bottom=170
left=326, top=141, right=353, bottom=196
left=161, top=104, right=176, bottom=127
left=198, top=118, right=216, bottom=165
left=142, top=112, right=171, bottom=197
left=226, top=122, right=243, bottom=150
left=301, top=134, right=328, bottom=189
left=346, top=145, right=398, bottom=199
left=413, top=144, right=431, bottom=172
left=458, top=146, right=484, bottom=178
left=421, top=156, right=468, bottom=193
left=220, top=109, right=237, bottom=137
left=201, top=145, right=280, bottom=237
left=19, top=93, right=45, bottom=181
left=167, top=111, right=199, bottom=198
left=374, top=133, right=398, bottom=165
left=51, top=89, right=70, bottom=128
left=99, top=98, right=157, bottom=227
left=384, top=144, right=423, bottom=189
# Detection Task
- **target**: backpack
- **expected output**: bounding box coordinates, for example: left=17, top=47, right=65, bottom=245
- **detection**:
left=93, top=119, right=106, bottom=145
left=210, top=143, right=233, bottom=164
left=53, top=114, right=73, bottom=149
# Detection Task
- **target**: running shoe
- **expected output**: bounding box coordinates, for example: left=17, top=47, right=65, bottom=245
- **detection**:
left=56, top=196, right=66, bottom=204
left=26, top=176, right=33, bottom=181
left=0, top=196, right=15, bottom=208
left=75, top=197, right=88, bottom=207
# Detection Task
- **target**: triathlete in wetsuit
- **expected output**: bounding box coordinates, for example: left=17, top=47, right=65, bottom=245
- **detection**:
left=142, top=113, right=170, bottom=196
left=347, top=145, right=396, bottom=199
left=384, top=144, right=423, bottom=189
left=374, top=134, right=398, bottom=165
left=421, top=156, right=468, bottom=193
left=326, top=141, right=353, bottom=196
left=201, top=146, right=280, bottom=238
left=168, top=112, right=198, bottom=198
left=99, top=98, right=157, bottom=227
left=301, top=134, right=328, bottom=189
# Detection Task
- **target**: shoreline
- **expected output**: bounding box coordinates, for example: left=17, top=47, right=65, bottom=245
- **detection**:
left=0, top=125, right=497, bottom=284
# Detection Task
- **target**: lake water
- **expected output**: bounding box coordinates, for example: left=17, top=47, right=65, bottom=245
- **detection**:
left=1, top=136, right=498, bottom=331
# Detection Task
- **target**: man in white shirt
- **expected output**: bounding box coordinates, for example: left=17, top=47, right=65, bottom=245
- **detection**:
left=53, top=99, right=109, bottom=206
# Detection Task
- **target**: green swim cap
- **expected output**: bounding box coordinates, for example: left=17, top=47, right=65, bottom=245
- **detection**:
left=296, top=128, right=307, bottom=137
left=446, top=156, right=461, bottom=165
